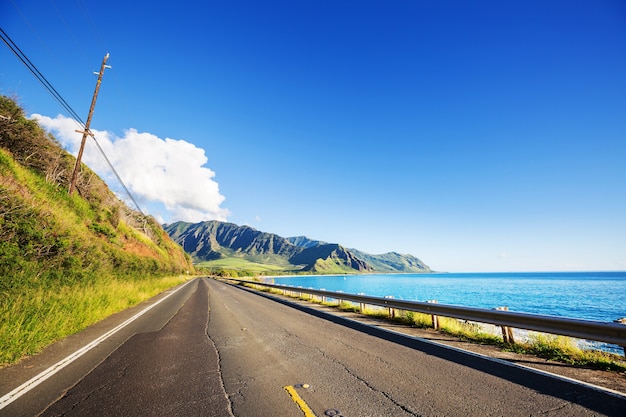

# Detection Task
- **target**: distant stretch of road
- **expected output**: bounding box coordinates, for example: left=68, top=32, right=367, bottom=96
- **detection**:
left=1, top=278, right=625, bottom=416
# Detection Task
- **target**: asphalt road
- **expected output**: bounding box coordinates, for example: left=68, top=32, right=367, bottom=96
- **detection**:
left=2, top=278, right=625, bottom=416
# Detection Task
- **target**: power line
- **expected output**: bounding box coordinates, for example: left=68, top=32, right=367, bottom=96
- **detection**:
left=0, top=27, right=85, bottom=125
left=0, top=27, right=144, bottom=214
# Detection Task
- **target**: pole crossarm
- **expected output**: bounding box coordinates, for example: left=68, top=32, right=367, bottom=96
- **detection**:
left=74, top=129, right=95, bottom=137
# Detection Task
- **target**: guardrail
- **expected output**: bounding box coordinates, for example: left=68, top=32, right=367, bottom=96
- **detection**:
left=230, top=278, right=626, bottom=354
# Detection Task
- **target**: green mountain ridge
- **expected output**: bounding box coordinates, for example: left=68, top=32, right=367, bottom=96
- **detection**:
left=286, top=236, right=327, bottom=248
left=164, top=220, right=431, bottom=274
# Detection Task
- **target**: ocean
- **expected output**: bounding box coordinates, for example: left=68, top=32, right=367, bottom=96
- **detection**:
left=270, top=271, right=626, bottom=353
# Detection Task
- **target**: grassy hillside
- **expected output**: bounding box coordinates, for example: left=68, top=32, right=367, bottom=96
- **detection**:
left=0, top=96, right=194, bottom=365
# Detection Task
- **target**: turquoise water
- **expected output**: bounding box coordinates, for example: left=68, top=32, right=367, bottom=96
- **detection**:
left=271, top=271, right=626, bottom=353
left=271, top=271, right=626, bottom=323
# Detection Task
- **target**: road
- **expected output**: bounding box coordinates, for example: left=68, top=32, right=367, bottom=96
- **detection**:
left=1, top=278, right=625, bottom=416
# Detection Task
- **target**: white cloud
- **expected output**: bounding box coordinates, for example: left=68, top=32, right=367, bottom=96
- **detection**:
left=32, top=114, right=230, bottom=223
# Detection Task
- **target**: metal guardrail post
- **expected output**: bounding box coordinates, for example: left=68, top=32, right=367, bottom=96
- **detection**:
left=496, top=307, right=516, bottom=344
left=615, top=318, right=626, bottom=358
left=358, top=293, right=366, bottom=312
left=385, top=296, right=395, bottom=318
left=427, top=300, right=439, bottom=330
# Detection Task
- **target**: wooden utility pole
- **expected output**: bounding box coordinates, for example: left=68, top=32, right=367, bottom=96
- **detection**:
left=69, top=53, right=110, bottom=195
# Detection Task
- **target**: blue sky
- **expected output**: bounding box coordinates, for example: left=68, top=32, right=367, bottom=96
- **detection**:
left=2, top=1, right=625, bottom=272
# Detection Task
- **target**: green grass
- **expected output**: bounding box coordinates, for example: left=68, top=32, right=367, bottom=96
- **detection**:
left=0, top=275, right=190, bottom=366
left=392, top=310, right=625, bottom=371
left=503, top=333, right=626, bottom=372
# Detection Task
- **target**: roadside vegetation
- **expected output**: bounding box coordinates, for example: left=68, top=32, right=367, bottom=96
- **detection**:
left=393, top=311, right=626, bottom=372
left=1, top=275, right=189, bottom=365
left=0, top=96, right=194, bottom=366
left=243, top=281, right=626, bottom=374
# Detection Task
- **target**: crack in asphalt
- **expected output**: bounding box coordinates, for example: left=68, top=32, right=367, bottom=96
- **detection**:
left=537, top=402, right=571, bottom=414
left=334, top=359, right=423, bottom=417
left=284, top=330, right=423, bottom=417
left=206, top=283, right=236, bottom=417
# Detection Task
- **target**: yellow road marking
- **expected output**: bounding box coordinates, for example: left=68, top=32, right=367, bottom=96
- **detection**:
left=283, top=385, right=317, bottom=417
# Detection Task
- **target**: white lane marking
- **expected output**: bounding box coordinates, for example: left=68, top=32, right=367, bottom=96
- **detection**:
left=0, top=279, right=195, bottom=410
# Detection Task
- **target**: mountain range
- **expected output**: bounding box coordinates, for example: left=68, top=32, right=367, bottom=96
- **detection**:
left=164, top=220, right=431, bottom=274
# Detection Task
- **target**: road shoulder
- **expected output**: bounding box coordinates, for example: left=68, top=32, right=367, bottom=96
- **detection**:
left=233, top=282, right=626, bottom=397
